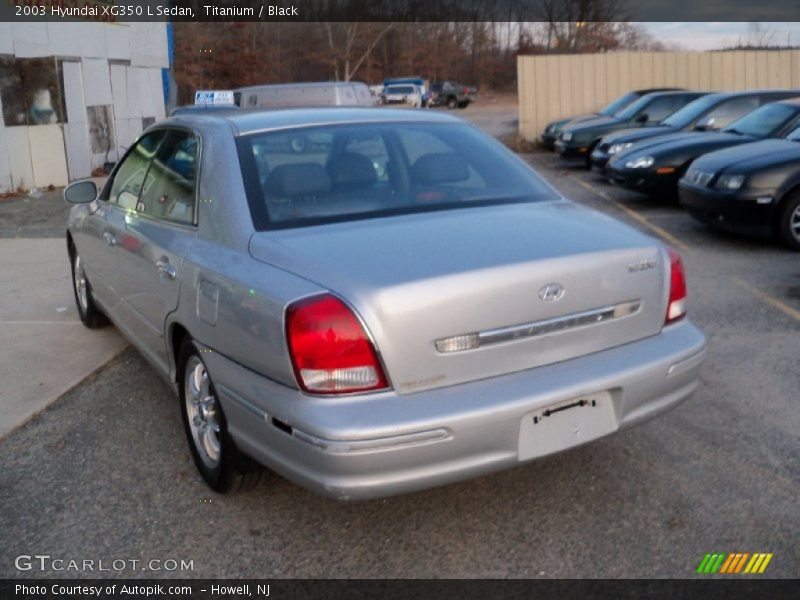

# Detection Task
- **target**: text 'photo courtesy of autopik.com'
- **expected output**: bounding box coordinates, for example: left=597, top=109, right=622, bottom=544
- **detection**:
left=0, top=0, right=799, bottom=598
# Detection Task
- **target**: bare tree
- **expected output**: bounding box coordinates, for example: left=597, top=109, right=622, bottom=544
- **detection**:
left=745, top=22, right=777, bottom=48
left=320, top=23, right=396, bottom=81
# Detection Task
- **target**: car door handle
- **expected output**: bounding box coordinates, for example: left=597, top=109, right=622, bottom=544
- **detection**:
left=155, top=259, right=177, bottom=280
left=103, top=232, right=117, bottom=247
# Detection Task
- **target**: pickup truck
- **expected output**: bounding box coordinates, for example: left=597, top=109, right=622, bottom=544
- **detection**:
left=426, top=81, right=476, bottom=109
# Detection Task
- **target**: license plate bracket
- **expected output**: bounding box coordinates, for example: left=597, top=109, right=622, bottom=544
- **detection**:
left=518, top=391, right=618, bottom=461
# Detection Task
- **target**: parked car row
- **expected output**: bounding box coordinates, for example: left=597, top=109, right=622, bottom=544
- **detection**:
left=543, top=89, right=800, bottom=250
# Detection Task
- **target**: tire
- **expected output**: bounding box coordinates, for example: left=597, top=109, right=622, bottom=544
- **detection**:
left=69, top=245, right=109, bottom=329
left=178, top=338, right=261, bottom=493
left=457, top=101, right=469, bottom=109
left=776, top=192, right=800, bottom=250
left=447, top=97, right=457, bottom=110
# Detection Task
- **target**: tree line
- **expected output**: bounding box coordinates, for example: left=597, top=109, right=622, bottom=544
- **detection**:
left=173, top=20, right=668, bottom=103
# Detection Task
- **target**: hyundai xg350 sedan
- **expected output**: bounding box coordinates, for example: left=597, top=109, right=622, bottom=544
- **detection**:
left=64, top=108, right=707, bottom=500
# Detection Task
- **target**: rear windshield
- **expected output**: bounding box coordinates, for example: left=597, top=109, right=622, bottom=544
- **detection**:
left=238, top=122, right=556, bottom=229
left=724, top=103, right=799, bottom=137
left=601, top=92, right=638, bottom=116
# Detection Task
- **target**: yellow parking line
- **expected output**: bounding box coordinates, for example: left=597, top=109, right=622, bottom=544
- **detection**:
left=573, top=177, right=691, bottom=253
left=733, top=277, right=800, bottom=322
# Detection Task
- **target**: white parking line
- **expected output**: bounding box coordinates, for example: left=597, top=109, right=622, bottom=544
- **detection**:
left=733, top=277, right=800, bottom=322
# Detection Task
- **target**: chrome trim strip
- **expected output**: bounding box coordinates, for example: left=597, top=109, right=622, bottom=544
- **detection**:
left=292, top=428, right=452, bottom=455
left=436, top=300, right=642, bottom=353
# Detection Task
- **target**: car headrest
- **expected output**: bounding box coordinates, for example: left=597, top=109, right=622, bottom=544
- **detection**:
left=264, top=163, right=332, bottom=197
left=411, top=153, right=470, bottom=185
left=328, top=153, right=377, bottom=186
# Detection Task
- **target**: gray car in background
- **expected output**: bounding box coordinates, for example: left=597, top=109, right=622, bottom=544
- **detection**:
left=63, top=108, right=707, bottom=500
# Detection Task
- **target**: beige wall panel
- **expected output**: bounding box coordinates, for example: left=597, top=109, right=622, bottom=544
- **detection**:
left=698, top=53, right=713, bottom=90
left=767, top=52, right=782, bottom=88
left=6, top=127, right=34, bottom=191
left=619, top=53, right=634, bottom=95
left=754, top=52, right=769, bottom=88
left=727, top=52, right=742, bottom=89
left=28, top=125, right=69, bottom=188
left=652, top=53, right=666, bottom=87
left=744, top=52, right=757, bottom=88
left=569, top=56, right=585, bottom=115
left=557, top=55, right=572, bottom=117
left=593, top=54, right=607, bottom=109
left=546, top=57, right=562, bottom=126
left=710, top=53, right=724, bottom=90
left=605, top=54, right=621, bottom=101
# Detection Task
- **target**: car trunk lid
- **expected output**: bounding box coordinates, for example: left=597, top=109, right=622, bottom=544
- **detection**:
left=249, top=202, right=669, bottom=394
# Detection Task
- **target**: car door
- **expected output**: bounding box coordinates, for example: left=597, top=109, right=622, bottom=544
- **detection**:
left=111, top=128, right=200, bottom=369
left=76, top=130, right=166, bottom=313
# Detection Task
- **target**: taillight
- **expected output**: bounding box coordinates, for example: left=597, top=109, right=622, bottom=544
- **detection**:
left=285, top=294, right=388, bottom=394
left=665, top=247, right=687, bottom=324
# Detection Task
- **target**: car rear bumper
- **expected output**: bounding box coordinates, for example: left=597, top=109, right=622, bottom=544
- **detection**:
left=679, top=183, right=775, bottom=236
left=205, top=320, right=707, bottom=500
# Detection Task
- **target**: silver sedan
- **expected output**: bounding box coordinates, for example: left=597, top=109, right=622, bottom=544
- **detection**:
left=63, top=108, right=707, bottom=500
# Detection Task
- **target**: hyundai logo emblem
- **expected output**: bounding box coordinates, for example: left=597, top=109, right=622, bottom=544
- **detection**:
left=538, top=283, right=565, bottom=302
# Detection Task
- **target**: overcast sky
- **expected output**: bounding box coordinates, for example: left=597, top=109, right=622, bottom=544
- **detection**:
left=643, top=22, right=800, bottom=50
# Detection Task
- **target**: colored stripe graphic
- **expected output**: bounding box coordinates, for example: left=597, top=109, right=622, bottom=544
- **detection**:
left=719, top=554, right=736, bottom=574
left=700, top=552, right=774, bottom=574
left=734, top=553, right=749, bottom=573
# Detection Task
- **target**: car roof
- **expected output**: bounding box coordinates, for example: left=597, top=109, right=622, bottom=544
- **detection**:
left=698, top=89, right=800, bottom=101
left=165, top=107, right=462, bottom=136
left=641, top=90, right=703, bottom=98
left=775, top=96, right=800, bottom=106
left=633, top=87, right=683, bottom=94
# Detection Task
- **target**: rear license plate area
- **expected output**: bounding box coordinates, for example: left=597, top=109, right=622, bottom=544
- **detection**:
left=518, top=391, right=618, bottom=461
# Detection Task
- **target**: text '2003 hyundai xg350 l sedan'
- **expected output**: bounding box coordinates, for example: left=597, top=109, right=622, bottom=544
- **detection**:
left=63, top=108, right=707, bottom=500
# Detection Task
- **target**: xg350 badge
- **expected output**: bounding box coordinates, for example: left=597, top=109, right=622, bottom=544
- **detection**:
left=627, top=258, right=656, bottom=273
left=538, top=283, right=564, bottom=302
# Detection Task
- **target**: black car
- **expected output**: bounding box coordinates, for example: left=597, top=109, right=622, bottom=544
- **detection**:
left=607, top=97, right=800, bottom=198
left=540, top=88, right=681, bottom=149
left=590, top=90, right=798, bottom=170
left=555, top=91, right=705, bottom=166
left=679, top=126, right=800, bottom=249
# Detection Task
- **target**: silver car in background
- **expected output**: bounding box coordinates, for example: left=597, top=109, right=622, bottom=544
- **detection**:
left=63, top=108, right=707, bottom=500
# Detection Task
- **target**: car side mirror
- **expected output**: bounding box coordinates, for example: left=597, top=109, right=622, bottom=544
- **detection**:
left=63, top=180, right=97, bottom=204
left=694, top=116, right=716, bottom=131
left=635, top=113, right=649, bottom=124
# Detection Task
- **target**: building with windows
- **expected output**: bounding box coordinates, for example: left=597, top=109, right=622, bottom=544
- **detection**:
left=0, top=22, right=169, bottom=193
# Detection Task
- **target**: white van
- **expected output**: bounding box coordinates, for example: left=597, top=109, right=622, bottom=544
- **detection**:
left=234, top=82, right=375, bottom=109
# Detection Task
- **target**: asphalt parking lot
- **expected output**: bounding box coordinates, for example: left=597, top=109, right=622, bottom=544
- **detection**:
left=0, top=105, right=798, bottom=579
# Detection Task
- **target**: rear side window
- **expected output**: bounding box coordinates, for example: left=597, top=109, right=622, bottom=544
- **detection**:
left=238, top=122, right=556, bottom=229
